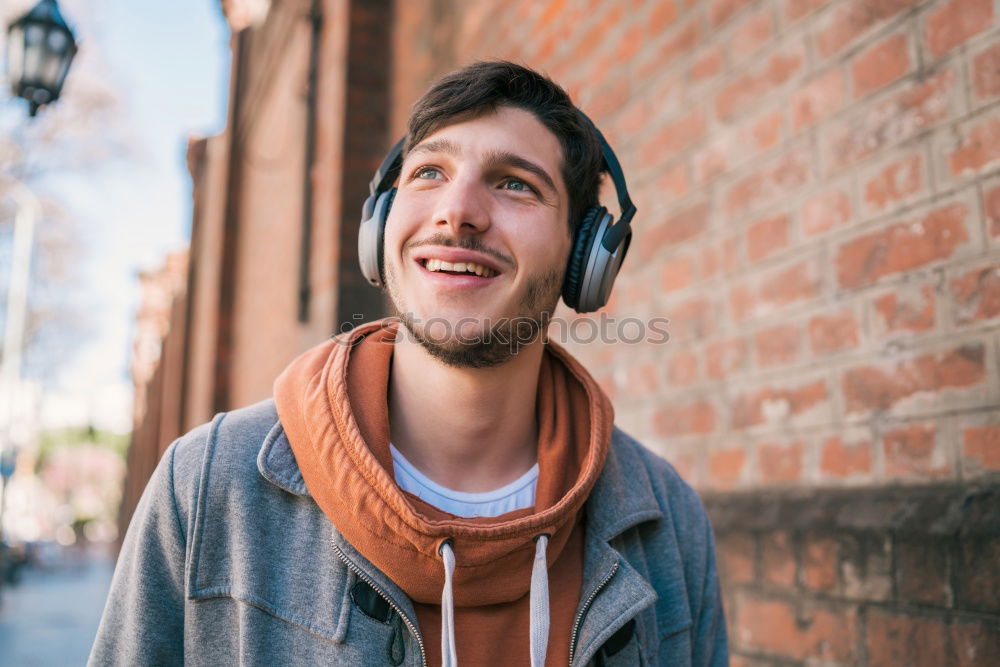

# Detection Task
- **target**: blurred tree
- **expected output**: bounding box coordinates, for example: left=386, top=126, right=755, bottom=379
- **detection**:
left=0, top=0, right=132, bottom=386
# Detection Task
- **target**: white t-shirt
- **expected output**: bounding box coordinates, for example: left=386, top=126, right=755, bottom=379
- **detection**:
left=389, top=444, right=538, bottom=518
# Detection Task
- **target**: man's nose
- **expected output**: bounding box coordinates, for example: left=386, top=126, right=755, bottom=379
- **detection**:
left=431, top=175, right=491, bottom=236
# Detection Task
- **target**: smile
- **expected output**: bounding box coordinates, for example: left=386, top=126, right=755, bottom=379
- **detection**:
left=421, top=258, right=498, bottom=278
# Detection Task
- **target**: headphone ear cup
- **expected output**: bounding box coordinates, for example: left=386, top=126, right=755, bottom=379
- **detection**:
left=562, top=206, right=605, bottom=311
left=358, top=187, right=396, bottom=288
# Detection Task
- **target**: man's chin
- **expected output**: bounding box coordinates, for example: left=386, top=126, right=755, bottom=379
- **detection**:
left=396, top=312, right=546, bottom=369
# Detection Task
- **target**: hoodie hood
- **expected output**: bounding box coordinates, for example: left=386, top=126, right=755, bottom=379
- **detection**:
left=273, top=319, right=613, bottom=607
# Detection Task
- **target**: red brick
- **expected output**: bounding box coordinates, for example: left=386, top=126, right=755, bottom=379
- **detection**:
left=731, top=379, right=828, bottom=428
left=883, top=423, right=950, bottom=477
left=642, top=18, right=700, bottom=75
left=729, top=283, right=756, bottom=323
left=623, top=277, right=653, bottom=305
left=758, top=441, right=805, bottom=484
left=973, top=42, right=1000, bottom=101
left=746, top=214, right=790, bottom=263
left=925, top=0, right=994, bottom=58
left=817, top=0, right=918, bottom=58
left=725, top=147, right=811, bottom=218
left=640, top=109, right=707, bottom=169
left=657, top=161, right=690, bottom=200
left=791, top=67, right=845, bottom=131
left=624, top=361, right=660, bottom=395
left=709, top=0, right=753, bottom=27
left=670, top=297, right=718, bottom=341
left=825, top=69, right=956, bottom=172
left=801, top=188, right=852, bottom=237
left=835, top=202, right=970, bottom=289
left=639, top=201, right=710, bottom=260
left=950, top=115, right=1000, bottom=176
left=951, top=263, right=1000, bottom=324
left=808, top=308, right=860, bottom=355
left=731, top=8, right=774, bottom=61
left=595, top=374, right=616, bottom=401
left=667, top=450, right=698, bottom=486
left=803, top=535, right=838, bottom=590
left=708, top=447, right=746, bottom=488
left=843, top=343, right=986, bottom=413
left=701, top=236, right=739, bottom=278
left=785, top=0, right=827, bottom=23
left=715, top=45, right=805, bottom=121
left=750, top=109, right=784, bottom=151
left=872, top=286, right=936, bottom=335
left=705, top=337, right=748, bottom=379
left=986, top=183, right=1000, bottom=238
left=668, top=349, right=699, bottom=386
left=819, top=435, right=873, bottom=477
left=694, top=144, right=727, bottom=185
left=760, top=531, right=796, bottom=587
left=754, top=322, right=801, bottom=368
left=648, top=0, right=679, bottom=35
left=866, top=609, right=949, bottom=666
left=718, top=533, right=756, bottom=584
left=654, top=400, right=715, bottom=436
left=951, top=618, right=1000, bottom=667
left=690, top=46, right=724, bottom=83
left=737, top=595, right=857, bottom=661
left=584, top=76, right=629, bottom=121
left=575, top=4, right=624, bottom=58
left=957, top=536, right=1000, bottom=612
left=851, top=32, right=910, bottom=99
left=613, top=23, right=644, bottom=66
left=617, top=96, right=652, bottom=136
left=661, top=254, right=695, bottom=291
left=895, top=538, right=950, bottom=605
left=758, top=259, right=822, bottom=310
left=863, top=152, right=923, bottom=214
left=963, top=424, right=1000, bottom=471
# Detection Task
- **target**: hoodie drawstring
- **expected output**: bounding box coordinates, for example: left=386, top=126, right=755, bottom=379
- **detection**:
left=438, top=536, right=551, bottom=667
left=529, top=534, right=551, bottom=667
left=440, top=540, right=458, bottom=667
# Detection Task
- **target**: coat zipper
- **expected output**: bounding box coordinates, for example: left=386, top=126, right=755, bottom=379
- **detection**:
left=568, top=560, right=620, bottom=666
left=331, top=541, right=427, bottom=667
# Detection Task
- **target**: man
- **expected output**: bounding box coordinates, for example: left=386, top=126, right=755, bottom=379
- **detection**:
left=90, top=61, right=727, bottom=666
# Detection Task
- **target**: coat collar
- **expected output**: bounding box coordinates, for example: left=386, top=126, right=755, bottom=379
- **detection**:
left=258, top=419, right=664, bottom=542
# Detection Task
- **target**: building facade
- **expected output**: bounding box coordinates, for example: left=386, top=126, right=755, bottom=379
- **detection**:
left=123, top=0, right=1000, bottom=663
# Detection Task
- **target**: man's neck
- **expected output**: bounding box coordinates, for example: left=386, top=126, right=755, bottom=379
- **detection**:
left=387, top=334, right=543, bottom=493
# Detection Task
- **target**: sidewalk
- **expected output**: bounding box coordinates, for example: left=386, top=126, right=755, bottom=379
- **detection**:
left=0, top=549, right=113, bottom=666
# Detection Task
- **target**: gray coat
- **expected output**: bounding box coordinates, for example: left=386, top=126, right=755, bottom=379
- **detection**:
left=89, top=399, right=728, bottom=666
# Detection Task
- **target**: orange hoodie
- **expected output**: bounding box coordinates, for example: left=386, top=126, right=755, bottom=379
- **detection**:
left=274, top=319, right=614, bottom=665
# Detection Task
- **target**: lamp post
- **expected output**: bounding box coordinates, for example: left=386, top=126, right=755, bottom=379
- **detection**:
left=6, top=0, right=78, bottom=117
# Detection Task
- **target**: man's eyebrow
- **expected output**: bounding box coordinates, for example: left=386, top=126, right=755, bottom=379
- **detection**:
left=483, top=150, right=558, bottom=196
left=407, top=138, right=462, bottom=158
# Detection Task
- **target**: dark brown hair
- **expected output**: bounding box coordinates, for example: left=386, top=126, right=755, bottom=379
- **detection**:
left=406, top=61, right=604, bottom=230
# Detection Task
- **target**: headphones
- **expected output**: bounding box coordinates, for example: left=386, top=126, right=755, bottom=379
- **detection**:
left=358, top=111, right=636, bottom=313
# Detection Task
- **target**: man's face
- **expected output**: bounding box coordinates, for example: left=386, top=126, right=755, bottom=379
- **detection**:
left=383, top=106, right=572, bottom=368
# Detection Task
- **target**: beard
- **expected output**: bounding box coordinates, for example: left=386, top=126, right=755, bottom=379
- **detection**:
left=384, top=240, right=563, bottom=369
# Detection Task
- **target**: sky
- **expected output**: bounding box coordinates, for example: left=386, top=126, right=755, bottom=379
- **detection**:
left=4, top=0, right=230, bottom=431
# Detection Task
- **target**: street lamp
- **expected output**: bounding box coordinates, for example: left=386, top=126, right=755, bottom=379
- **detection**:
left=5, top=0, right=78, bottom=117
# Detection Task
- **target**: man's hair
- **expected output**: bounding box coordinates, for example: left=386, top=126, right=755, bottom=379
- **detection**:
left=406, top=60, right=605, bottom=230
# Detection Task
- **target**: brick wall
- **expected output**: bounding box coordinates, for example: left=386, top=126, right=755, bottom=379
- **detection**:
left=387, top=0, right=1000, bottom=663
left=119, top=0, right=999, bottom=663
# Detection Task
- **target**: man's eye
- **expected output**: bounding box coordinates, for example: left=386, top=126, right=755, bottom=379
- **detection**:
left=502, top=178, right=531, bottom=193
left=414, top=167, right=442, bottom=180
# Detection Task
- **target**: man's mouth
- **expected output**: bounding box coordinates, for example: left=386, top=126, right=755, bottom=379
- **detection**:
left=419, top=258, right=499, bottom=278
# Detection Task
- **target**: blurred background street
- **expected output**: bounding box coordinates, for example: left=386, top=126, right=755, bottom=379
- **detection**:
left=0, top=547, right=112, bottom=666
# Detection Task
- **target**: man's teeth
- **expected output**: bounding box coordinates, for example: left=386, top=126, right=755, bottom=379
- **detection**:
left=424, top=258, right=497, bottom=277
